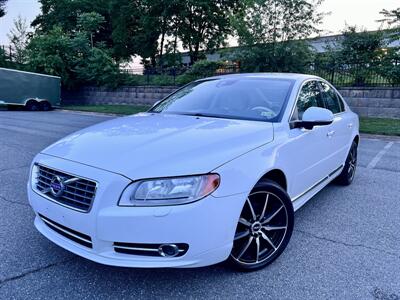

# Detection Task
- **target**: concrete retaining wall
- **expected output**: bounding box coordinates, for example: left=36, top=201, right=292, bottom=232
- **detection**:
left=62, top=86, right=178, bottom=106
left=61, top=86, right=400, bottom=118
left=338, top=87, right=400, bottom=118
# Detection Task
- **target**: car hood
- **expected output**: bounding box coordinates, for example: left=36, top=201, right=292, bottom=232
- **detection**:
left=42, top=113, right=274, bottom=179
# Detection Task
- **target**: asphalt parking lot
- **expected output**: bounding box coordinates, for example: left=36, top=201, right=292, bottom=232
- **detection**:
left=0, top=110, right=399, bottom=299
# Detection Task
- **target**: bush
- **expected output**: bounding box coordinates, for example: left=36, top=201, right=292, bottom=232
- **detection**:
left=121, top=74, right=178, bottom=86
left=186, top=60, right=224, bottom=76
left=377, top=47, right=400, bottom=85
left=175, top=74, right=199, bottom=85
left=175, top=60, right=224, bottom=85
left=222, top=41, right=313, bottom=73
left=150, top=74, right=176, bottom=86
left=0, top=48, right=9, bottom=67
left=75, top=47, right=121, bottom=88
left=121, top=74, right=146, bottom=86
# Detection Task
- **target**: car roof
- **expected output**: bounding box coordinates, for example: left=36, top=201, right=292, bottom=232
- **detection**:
left=201, top=72, right=322, bottom=82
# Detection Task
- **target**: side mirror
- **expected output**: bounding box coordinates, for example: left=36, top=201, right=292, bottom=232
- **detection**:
left=293, top=107, right=333, bottom=130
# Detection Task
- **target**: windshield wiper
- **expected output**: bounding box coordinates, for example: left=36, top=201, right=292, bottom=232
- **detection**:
left=178, top=112, right=235, bottom=119
left=162, top=111, right=268, bottom=122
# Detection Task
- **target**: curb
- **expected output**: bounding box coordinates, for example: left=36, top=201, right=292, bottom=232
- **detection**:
left=360, top=133, right=400, bottom=141
left=56, top=109, right=119, bottom=117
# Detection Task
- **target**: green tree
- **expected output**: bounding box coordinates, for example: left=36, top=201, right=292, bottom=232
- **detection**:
left=176, top=60, right=224, bottom=84
left=26, top=27, right=80, bottom=87
left=378, top=47, right=400, bottom=85
left=77, top=12, right=105, bottom=48
left=163, top=39, right=182, bottom=67
left=26, top=19, right=119, bottom=88
left=7, top=16, right=30, bottom=65
left=75, top=47, right=120, bottom=87
left=0, top=0, right=7, bottom=18
left=175, top=0, right=241, bottom=64
left=233, top=0, right=324, bottom=45
left=110, top=0, right=159, bottom=63
left=322, top=26, right=388, bottom=85
left=230, top=0, right=323, bottom=71
left=0, top=48, right=9, bottom=67
left=377, top=8, right=400, bottom=85
left=32, top=0, right=115, bottom=55
left=110, top=0, right=182, bottom=65
left=337, top=27, right=386, bottom=65
left=378, top=8, right=400, bottom=27
left=27, top=27, right=75, bottom=86
left=151, top=0, right=181, bottom=67
left=378, top=8, right=400, bottom=42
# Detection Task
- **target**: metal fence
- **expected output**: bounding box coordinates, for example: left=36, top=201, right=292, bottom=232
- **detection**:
left=2, top=43, right=398, bottom=87
left=121, top=63, right=399, bottom=87
left=309, top=64, right=400, bottom=87
left=0, top=45, right=13, bottom=61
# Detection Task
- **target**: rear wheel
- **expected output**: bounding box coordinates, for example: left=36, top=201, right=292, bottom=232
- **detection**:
left=335, top=140, right=358, bottom=185
left=25, top=100, right=40, bottom=111
left=40, top=101, right=52, bottom=111
left=229, top=180, right=294, bottom=271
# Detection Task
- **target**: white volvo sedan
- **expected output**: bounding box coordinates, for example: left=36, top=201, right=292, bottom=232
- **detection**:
left=28, top=74, right=359, bottom=271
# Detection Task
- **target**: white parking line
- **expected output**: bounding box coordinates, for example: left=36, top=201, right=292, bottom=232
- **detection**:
left=366, top=142, right=394, bottom=169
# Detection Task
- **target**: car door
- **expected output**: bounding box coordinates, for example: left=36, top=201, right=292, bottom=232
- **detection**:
left=319, top=81, right=352, bottom=168
left=284, top=80, right=334, bottom=199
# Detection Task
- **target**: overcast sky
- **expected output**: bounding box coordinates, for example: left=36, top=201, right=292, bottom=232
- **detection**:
left=0, top=0, right=399, bottom=45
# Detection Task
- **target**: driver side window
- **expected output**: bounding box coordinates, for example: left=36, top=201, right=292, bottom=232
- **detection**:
left=291, top=81, right=324, bottom=121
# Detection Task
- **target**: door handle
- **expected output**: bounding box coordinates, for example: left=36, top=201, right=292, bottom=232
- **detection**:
left=348, top=123, right=353, bottom=129
left=327, top=130, right=335, bottom=137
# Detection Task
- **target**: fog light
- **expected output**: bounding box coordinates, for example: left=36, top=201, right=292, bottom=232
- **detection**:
left=158, top=244, right=179, bottom=257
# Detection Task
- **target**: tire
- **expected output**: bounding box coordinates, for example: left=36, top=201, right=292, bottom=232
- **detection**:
left=228, top=180, right=294, bottom=271
left=40, top=101, right=52, bottom=111
left=335, top=140, right=358, bottom=186
left=25, top=100, right=40, bottom=111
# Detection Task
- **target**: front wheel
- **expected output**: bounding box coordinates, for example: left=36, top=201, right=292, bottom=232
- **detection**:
left=335, top=140, right=358, bottom=186
left=229, top=180, right=294, bottom=271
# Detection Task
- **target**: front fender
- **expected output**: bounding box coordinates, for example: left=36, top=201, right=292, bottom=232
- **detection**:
left=211, top=139, right=290, bottom=199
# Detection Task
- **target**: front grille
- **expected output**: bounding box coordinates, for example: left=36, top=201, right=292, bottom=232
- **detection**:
left=39, top=214, right=92, bottom=248
left=34, top=164, right=97, bottom=213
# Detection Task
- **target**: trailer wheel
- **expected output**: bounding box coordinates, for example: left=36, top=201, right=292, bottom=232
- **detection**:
left=40, top=101, right=52, bottom=111
left=25, top=100, right=40, bottom=111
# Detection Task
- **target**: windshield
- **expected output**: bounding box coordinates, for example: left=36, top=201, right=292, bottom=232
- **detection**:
left=150, top=77, right=294, bottom=122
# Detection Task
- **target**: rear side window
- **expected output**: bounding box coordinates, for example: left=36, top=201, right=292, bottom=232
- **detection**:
left=291, top=80, right=325, bottom=121
left=320, top=82, right=344, bottom=114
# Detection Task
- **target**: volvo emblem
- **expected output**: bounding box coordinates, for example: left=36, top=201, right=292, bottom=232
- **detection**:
left=50, top=176, right=65, bottom=197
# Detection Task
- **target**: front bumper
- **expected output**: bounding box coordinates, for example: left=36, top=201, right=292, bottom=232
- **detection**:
left=28, top=154, right=246, bottom=268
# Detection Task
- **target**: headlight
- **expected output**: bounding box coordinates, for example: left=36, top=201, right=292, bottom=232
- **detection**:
left=31, top=163, right=39, bottom=188
left=119, top=174, right=220, bottom=207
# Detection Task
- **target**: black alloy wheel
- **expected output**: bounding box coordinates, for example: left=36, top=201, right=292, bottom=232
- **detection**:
left=335, top=140, right=358, bottom=185
left=229, top=180, right=294, bottom=271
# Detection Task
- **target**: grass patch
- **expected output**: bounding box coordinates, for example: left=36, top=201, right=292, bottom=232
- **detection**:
left=359, top=117, right=400, bottom=136
left=62, top=105, right=400, bottom=136
left=62, top=105, right=150, bottom=115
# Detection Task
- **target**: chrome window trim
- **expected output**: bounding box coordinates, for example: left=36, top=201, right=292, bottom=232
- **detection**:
left=288, top=78, right=324, bottom=123
left=32, top=163, right=98, bottom=213
left=288, top=78, right=347, bottom=125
